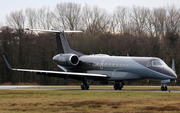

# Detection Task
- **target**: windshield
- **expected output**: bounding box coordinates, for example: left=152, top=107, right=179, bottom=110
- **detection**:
left=152, top=61, right=162, bottom=66
left=160, top=60, right=168, bottom=66
left=152, top=60, right=168, bottom=67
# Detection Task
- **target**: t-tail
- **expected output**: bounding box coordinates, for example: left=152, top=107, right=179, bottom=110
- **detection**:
left=25, top=28, right=84, bottom=56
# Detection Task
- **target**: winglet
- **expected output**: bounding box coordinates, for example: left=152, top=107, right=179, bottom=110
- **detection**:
left=2, top=55, right=13, bottom=70
left=172, top=59, right=176, bottom=73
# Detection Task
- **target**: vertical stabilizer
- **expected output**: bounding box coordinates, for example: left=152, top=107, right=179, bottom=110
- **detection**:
left=56, top=31, right=84, bottom=56
left=56, top=33, right=64, bottom=53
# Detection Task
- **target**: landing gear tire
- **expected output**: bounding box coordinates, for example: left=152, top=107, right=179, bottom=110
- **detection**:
left=114, top=82, right=123, bottom=90
left=81, top=83, right=85, bottom=90
left=164, top=86, right=167, bottom=91
left=161, top=86, right=164, bottom=91
left=114, top=83, right=118, bottom=90
left=161, top=85, right=168, bottom=91
left=81, top=83, right=89, bottom=90
left=81, top=77, right=90, bottom=90
left=118, top=87, right=122, bottom=90
left=84, top=83, right=89, bottom=90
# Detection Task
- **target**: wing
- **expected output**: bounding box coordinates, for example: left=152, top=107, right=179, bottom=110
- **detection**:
left=3, top=55, right=107, bottom=79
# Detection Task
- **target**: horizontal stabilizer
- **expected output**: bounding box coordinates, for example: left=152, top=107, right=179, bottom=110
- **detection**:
left=25, top=28, right=84, bottom=33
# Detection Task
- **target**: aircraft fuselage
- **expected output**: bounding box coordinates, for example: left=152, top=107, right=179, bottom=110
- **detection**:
left=53, top=54, right=177, bottom=82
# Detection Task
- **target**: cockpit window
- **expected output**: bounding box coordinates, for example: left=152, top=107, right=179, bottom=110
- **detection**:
left=146, top=59, right=168, bottom=67
left=160, top=60, right=168, bottom=66
left=152, top=61, right=162, bottom=66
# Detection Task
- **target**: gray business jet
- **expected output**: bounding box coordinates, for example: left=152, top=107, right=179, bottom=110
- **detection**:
left=3, top=29, right=177, bottom=91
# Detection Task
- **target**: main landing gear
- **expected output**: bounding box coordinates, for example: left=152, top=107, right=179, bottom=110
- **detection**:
left=81, top=77, right=90, bottom=90
left=161, top=84, right=168, bottom=91
left=114, top=82, right=124, bottom=90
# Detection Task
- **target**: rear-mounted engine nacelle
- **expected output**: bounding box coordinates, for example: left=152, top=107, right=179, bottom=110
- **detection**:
left=53, top=54, right=79, bottom=66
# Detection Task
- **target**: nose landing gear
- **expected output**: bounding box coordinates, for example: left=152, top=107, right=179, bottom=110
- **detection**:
left=161, top=84, right=167, bottom=91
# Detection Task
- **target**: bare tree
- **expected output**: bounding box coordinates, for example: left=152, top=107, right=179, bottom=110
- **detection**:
left=149, top=7, right=167, bottom=38
left=114, top=6, right=133, bottom=35
left=0, top=21, right=4, bottom=28
left=6, top=9, right=25, bottom=30
left=52, top=2, right=81, bottom=30
left=109, top=13, right=117, bottom=34
left=146, top=11, right=155, bottom=37
left=37, top=6, right=52, bottom=29
left=131, top=6, right=150, bottom=36
left=82, top=4, right=110, bottom=36
left=165, top=5, right=180, bottom=35
left=25, top=7, right=37, bottom=29
left=52, top=3, right=67, bottom=29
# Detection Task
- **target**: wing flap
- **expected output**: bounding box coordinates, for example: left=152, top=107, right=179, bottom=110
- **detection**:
left=15, top=69, right=107, bottom=77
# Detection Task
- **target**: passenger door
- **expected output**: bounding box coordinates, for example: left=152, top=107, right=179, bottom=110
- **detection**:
left=100, top=60, right=104, bottom=69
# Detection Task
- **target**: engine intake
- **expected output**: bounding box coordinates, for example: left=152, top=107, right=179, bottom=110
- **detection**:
left=53, top=54, right=79, bottom=66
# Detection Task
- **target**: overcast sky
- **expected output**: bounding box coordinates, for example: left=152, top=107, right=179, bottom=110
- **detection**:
left=0, top=0, right=180, bottom=24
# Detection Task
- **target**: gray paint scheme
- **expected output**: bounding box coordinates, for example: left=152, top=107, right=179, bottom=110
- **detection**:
left=3, top=29, right=177, bottom=90
left=56, top=34, right=64, bottom=53
left=66, top=55, right=176, bottom=81
left=57, top=31, right=84, bottom=56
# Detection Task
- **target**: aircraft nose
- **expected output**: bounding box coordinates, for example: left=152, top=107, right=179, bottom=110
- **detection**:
left=173, top=72, right=177, bottom=79
left=162, top=67, right=177, bottom=79
left=170, top=69, right=177, bottom=79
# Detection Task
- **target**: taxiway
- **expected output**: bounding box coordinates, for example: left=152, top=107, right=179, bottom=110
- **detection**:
left=0, top=85, right=180, bottom=93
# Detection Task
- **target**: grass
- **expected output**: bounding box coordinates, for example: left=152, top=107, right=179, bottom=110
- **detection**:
left=0, top=86, right=180, bottom=113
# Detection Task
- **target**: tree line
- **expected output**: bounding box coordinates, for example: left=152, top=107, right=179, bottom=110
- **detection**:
left=0, top=2, right=180, bottom=85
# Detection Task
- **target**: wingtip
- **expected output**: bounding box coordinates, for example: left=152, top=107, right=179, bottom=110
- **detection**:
left=2, top=55, right=12, bottom=70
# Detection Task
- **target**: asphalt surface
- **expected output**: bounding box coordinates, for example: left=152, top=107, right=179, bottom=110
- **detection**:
left=0, top=85, right=180, bottom=93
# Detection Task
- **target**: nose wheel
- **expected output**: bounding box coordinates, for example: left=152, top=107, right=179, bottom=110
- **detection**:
left=161, top=84, right=167, bottom=91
